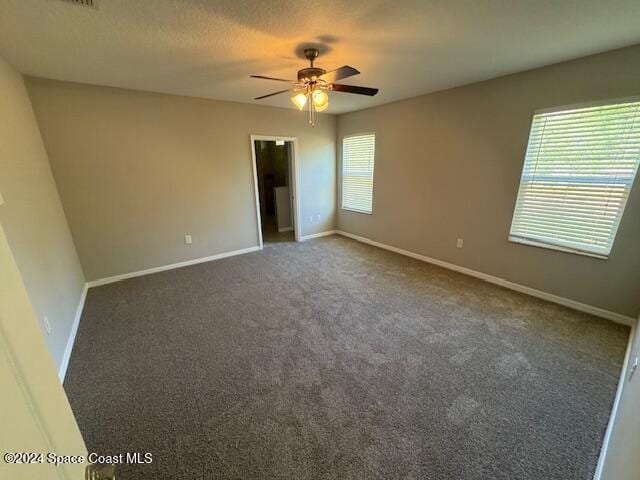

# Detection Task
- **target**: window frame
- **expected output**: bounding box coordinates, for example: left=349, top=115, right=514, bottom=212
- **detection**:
left=508, top=96, right=640, bottom=260
left=341, top=132, right=376, bottom=215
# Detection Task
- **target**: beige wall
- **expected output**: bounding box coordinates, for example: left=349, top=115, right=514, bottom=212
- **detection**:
left=0, top=57, right=85, bottom=370
left=337, top=45, right=640, bottom=318
left=598, top=318, right=639, bottom=480
left=26, top=79, right=337, bottom=281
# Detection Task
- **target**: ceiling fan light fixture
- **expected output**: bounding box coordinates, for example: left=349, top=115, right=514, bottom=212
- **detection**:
left=315, top=102, right=328, bottom=113
left=251, top=49, right=377, bottom=126
left=312, top=89, right=329, bottom=112
left=291, top=92, right=308, bottom=111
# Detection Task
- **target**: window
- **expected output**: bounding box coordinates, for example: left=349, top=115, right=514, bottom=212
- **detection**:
left=509, top=99, right=640, bottom=258
left=342, top=133, right=375, bottom=214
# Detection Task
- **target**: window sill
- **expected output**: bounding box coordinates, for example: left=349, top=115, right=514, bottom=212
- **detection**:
left=342, top=207, right=372, bottom=215
left=508, top=236, right=609, bottom=260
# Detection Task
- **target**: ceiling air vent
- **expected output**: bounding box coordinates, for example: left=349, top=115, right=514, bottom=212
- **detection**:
left=60, top=0, right=98, bottom=8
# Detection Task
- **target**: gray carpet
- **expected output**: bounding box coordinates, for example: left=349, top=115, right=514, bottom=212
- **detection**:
left=64, top=236, right=629, bottom=480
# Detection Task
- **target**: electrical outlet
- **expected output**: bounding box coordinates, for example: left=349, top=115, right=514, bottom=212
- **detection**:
left=456, top=238, right=464, bottom=248
left=43, top=316, right=52, bottom=335
left=309, top=216, right=313, bottom=223
left=315, top=214, right=320, bottom=221
left=0, top=190, right=4, bottom=206
left=185, top=234, right=192, bottom=245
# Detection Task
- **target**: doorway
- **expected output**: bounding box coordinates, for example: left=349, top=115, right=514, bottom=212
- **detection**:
left=250, top=136, right=300, bottom=248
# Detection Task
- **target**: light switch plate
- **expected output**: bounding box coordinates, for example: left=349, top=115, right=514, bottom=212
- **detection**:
left=185, top=235, right=192, bottom=245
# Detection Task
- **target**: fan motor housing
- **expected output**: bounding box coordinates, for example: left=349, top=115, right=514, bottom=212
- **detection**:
left=297, top=67, right=326, bottom=83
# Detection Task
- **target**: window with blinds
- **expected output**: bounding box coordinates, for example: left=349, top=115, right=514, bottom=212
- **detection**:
left=509, top=99, right=640, bottom=258
left=342, top=133, right=376, bottom=214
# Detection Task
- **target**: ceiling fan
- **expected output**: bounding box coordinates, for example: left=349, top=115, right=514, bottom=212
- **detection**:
left=250, top=48, right=379, bottom=126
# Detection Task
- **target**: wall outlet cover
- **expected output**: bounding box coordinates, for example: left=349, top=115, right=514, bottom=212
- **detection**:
left=456, top=238, right=464, bottom=248
left=185, top=235, right=192, bottom=245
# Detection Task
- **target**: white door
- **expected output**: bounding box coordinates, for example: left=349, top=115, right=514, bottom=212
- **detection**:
left=0, top=223, right=87, bottom=480
left=597, top=322, right=640, bottom=480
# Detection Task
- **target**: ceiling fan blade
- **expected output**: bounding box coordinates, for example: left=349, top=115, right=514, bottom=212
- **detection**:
left=331, top=84, right=379, bottom=96
left=250, top=75, right=294, bottom=83
left=254, top=89, right=290, bottom=100
left=320, top=66, right=359, bottom=83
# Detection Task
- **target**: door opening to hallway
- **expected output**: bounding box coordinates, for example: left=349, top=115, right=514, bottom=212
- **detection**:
left=253, top=139, right=296, bottom=246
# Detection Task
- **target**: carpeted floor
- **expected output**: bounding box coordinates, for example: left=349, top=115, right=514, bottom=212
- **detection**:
left=64, top=236, right=629, bottom=480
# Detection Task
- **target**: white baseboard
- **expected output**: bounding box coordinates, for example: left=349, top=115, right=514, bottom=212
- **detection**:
left=278, top=226, right=294, bottom=233
left=58, top=283, right=88, bottom=382
left=336, top=230, right=635, bottom=326
left=86, top=246, right=261, bottom=288
left=299, top=230, right=338, bottom=241
left=593, top=320, right=637, bottom=480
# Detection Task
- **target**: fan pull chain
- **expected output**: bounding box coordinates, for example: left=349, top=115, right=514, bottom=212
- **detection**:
left=308, top=97, right=315, bottom=127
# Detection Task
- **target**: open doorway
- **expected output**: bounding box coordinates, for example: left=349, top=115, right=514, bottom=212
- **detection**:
left=250, top=136, right=299, bottom=247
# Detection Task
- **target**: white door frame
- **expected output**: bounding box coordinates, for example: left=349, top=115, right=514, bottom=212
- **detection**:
left=250, top=135, right=301, bottom=249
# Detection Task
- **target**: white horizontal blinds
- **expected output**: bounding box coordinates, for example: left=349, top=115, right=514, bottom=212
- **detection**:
left=342, top=134, right=375, bottom=213
left=510, top=100, right=640, bottom=256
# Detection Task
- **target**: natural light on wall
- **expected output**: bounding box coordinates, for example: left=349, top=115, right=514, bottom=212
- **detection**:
left=509, top=99, right=640, bottom=258
left=342, top=134, right=376, bottom=214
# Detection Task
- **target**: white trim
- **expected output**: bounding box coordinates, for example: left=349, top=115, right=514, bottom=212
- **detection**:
left=341, top=207, right=373, bottom=215
left=278, top=226, right=294, bottom=233
left=508, top=235, right=609, bottom=260
left=291, top=140, right=302, bottom=243
left=249, top=139, right=263, bottom=249
left=86, top=246, right=260, bottom=288
left=342, top=131, right=377, bottom=140
left=593, top=318, right=638, bottom=480
left=336, top=230, right=635, bottom=326
left=58, top=283, right=88, bottom=382
left=299, top=230, right=338, bottom=241
left=249, top=135, right=302, bottom=248
left=534, top=95, right=640, bottom=115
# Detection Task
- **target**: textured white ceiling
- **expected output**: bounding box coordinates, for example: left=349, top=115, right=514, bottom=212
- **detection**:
left=1, top=0, right=639, bottom=114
